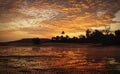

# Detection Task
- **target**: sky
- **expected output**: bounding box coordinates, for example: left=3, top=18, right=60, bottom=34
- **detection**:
left=0, top=0, right=120, bottom=42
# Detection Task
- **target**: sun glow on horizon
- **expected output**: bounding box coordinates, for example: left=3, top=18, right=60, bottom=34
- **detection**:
left=0, top=0, right=120, bottom=42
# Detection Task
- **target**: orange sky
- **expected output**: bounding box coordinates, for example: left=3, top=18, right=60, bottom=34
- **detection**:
left=0, top=0, right=120, bottom=42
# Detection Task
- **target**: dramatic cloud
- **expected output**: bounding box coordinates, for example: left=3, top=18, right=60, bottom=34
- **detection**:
left=0, top=0, right=120, bottom=42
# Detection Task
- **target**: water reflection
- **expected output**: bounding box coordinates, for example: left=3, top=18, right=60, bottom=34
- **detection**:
left=32, top=47, right=40, bottom=52
left=0, top=45, right=120, bottom=74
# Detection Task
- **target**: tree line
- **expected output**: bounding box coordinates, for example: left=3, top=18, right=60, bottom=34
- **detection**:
left=51, top=29, right=120, bottom=45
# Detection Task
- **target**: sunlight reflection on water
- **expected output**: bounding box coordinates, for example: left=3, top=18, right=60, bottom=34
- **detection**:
left=0, top=45, right=120, bottom=74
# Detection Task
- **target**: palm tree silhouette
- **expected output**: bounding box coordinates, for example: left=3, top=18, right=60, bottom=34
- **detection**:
left=61, top=31, right=65, bottom=37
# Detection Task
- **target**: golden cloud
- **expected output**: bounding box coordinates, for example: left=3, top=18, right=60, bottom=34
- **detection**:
left=0, top=0, right=120, bottom=41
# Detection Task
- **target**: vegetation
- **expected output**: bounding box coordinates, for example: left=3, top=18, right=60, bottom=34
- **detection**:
left=32, top=38, right=41, bottom=45
left=51, top=30, right=120, bottom=45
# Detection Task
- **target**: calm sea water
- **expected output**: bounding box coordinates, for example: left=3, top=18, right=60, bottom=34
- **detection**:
left=0, top=44, right=120, bottom=74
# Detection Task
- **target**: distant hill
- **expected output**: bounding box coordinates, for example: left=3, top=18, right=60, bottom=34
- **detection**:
left=0, top=38, right=51, bottom=46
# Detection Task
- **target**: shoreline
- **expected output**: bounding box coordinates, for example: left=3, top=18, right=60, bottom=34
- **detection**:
left=0, top=42, right=119, bottom=47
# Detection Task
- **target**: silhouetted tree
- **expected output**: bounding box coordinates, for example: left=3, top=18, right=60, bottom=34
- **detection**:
left=60, top=35, right=64, bottom=40
left=115, top=30, right=120, bottom=38
left=104, top=26, right=110, bottom=35
left=115, top=30, right=120, bottom=44
left=90, top=30, right=104, bottom=43
left=51, top=29, right=120, bottom=45
left=79, top=35, right=85, bottom=39
left=32, top=38, right=41, bottom=45
left=79, top=35, right=86, bottom=43
left=61, top=31, right=65, bottom=35
left=52, top=37, right=56, bottom=41
left=86, top=29, right=91, bottom=38
left=56, top=36, right=60, bottom=40
left=65, top=35, right=70, bottom=39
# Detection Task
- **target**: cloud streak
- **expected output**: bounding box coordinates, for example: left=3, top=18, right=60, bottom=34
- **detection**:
left=0, top=0, right=120, bottom=42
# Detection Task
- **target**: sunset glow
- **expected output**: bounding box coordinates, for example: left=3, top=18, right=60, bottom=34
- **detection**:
left=0, top=0, right=120, bottom=42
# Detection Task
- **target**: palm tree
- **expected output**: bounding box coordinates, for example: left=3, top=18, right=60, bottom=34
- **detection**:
left=65, top=35, right=69, bottom=39
left=115, top=30, right=120, bottom=38
left=61, top=31, right=65, bottom=35
left=86, top=29, right=91, bottom=38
